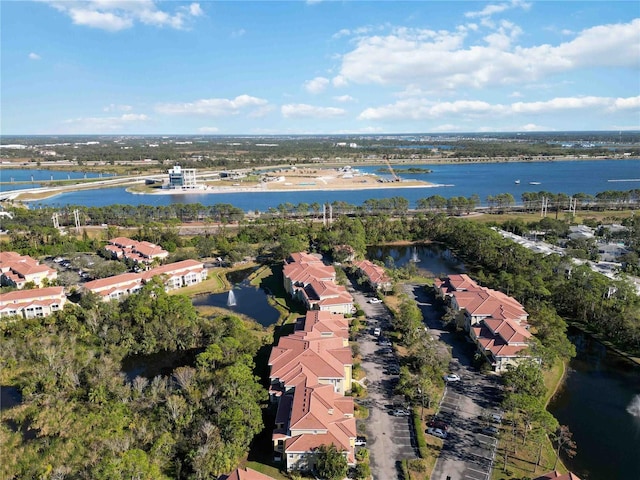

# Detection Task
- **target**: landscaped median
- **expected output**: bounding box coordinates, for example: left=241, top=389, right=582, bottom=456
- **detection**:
left=405, top=409, right=440, bottom=478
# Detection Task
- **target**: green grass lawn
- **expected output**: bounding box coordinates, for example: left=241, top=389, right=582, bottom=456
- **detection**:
left=492, top=360, right=568, bottom=480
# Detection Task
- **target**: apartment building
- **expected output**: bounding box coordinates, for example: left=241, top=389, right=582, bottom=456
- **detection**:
left=269, top=306, right=356, bottom=471
left=84, top=259, right=207, bottom=301
left=353, top=259, right=393, bottom=292
left=105, top=237, right=169, bottom=265
left=283, top=252, right=354, bottom=314
left=0, top=286, right=67, bottom=319
left=435, top=274, right=533, bottom=372
left=0, top=251, right=57, bottom=289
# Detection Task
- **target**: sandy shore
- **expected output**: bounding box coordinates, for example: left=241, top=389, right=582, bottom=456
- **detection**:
left=138, top=169, right=446, bottom=195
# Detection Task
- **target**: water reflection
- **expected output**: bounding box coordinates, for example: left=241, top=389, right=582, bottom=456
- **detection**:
left=192, top=268, right=279, bottom=327
left=121, top=348, right=202, bottom=381
left=0, top=385, right=21, bottom=411
left=548, top=330, right=640, bottom=480
left=366, top=243, right=465, bottom=277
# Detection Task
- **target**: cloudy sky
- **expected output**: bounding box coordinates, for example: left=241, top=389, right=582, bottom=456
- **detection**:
left=2, top=0, right=639, bottom=135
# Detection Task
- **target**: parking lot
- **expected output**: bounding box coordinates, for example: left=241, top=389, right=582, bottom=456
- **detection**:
left=404, top=284, right=503, bottom=480
left=351, top=286, right=418, bottom=480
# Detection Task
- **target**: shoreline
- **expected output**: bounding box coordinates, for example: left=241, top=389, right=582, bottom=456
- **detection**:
left=131, top=182, right=451, bottom=196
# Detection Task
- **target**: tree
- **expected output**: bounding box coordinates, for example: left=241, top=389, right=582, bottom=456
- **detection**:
left=315, top=443, right=348, bottom=480
left=553, top=425, right=577, bottom=470
left=354, top=461, right=371, bottom=480
left=503, top=362, right=547, bottom=398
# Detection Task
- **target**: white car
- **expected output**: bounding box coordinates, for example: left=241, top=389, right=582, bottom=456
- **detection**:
left=427, top=427, right=448, bottom=439
left=443, top=373, right=461, bottom=382
left=391, top=409, right=411, bottom=417
left=368, top=297, right=382, bottom=304
left=355, top=436, right=367, bottom=446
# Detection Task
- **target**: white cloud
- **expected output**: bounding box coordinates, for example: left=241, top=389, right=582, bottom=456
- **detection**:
left=189, top=3, right=203, bottom=17
left=198, top=126, right=219, bottom=133
left=335, top=19, right=640, bottom=91
left=103, top=103, right=133, bottom=112
left=28, top=52, right=41, bottom=60
left=358, top=95, right=640, bottom=121
left=44, top=1, right=204, bottom=31
left=333, top=95, right=355, bottom=103
left=304, top=76, right=330, bottom=94
left=465, top=0, right=531, bottom=19
left=332, top=25, right=377, bottom=39
left=281, top=104, right=346, bottom=119
left=62, top=112, right=149, bottom=132
left=519, top=123, right=550, bottom=131
left=332, top=75, right=348, bottom=88
left=156, top=95, right=269, bottom=116
left=231, top=28, right=246, bottom=38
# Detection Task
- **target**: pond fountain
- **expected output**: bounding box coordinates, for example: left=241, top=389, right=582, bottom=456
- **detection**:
left=192, top=268, right=279, bottom=327
left=628, top=394, right=640, bottom=417
left=227, top=290, right=237, bottom=307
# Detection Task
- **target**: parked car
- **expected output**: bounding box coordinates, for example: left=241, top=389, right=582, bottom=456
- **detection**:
left=427, top=427, right=448, bottom=439
left=373, top=327, right=381, bottom=336
left=355, top=436, right=367, bottom=446
left=481, top=425, right=500, bottom=436
left=443, top=373, right=461, bottom=382
left=385, top=366, right=400, bottom=375
left=391, top=408, right=411, bottom=417
left=368, top=297, right=382, bottom=304
left=490, top=413, right=503, bottom=424
left=427, top=419, right=449, bottom=431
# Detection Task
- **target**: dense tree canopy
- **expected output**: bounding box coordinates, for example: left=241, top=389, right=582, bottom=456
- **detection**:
left=0, top=287, right=268, bottom=479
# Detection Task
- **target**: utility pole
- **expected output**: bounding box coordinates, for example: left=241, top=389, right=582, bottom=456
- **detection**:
left=73, top=209, right=81, bottom=233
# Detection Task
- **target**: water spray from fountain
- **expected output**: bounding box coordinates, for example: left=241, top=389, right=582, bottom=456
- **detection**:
left=227, top=289, right=237, bottom=307
left=627, top=394, right=640, bottom=418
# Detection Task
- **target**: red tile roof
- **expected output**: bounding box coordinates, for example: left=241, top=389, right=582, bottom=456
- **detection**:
left=224, top=467, right=276, bottom=480
left=353, top=260, right=392, bottom=286
left=141, top=259, right=204, bottom=279
left=84, top=260, right=206, bottom=296
left=84, top=273, right=143, bottom=292
left=0, top=251, right=57, bottom=285
left=0, top=286, right=65, bottom=303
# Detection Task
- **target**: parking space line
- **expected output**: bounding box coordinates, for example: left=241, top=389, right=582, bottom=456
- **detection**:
left=465, top=474, right=487, bottom=480
left=464, top=473, right=487, bottom=480
left=469, top=451, right=493, bottom=461
left=466, top=466, right=488, bottom=476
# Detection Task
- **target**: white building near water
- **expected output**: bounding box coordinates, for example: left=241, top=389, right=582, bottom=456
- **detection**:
left=167, top=165, right=198, bottom=189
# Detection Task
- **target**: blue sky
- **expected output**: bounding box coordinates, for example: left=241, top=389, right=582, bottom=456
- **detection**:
left=1, top=0, right=639, bottom=135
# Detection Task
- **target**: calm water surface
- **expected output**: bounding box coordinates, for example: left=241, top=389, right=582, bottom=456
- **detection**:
left=32, top=159, right=640, bottom=211
left=547, top=330, right=640, bottom=480
left=0, top=168, right=113, bottom=191
left=367, top=243, right=465, bottom=276
left=191, top=267, right=279, bottom=327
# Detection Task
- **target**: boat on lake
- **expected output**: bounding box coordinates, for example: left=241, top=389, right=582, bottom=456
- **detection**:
left=514, top=179, right=521, bottom=184
left=529, top=181, right=541, bottom=185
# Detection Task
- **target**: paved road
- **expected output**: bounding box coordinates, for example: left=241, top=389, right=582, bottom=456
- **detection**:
left=350, top=286, right=418, bottom=480
left=403, top=284, right=503, bottom=480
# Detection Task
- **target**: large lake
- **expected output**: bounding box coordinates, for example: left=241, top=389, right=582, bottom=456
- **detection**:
left=0, top=168, right=115, bottom=191
left=27, top=158, right=640, bottom=211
